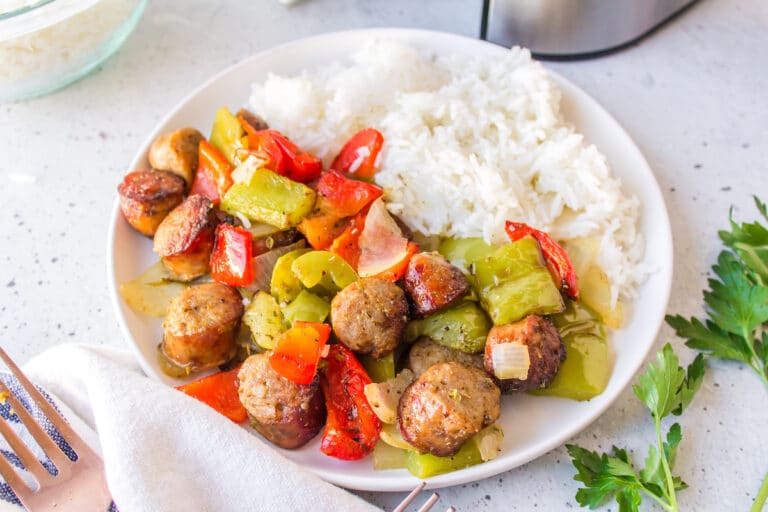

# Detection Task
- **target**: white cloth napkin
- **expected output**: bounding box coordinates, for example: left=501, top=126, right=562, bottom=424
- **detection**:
left=2, top=344, right=380, bottom=512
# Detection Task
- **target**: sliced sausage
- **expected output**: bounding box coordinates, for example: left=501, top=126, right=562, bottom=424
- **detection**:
left=153, top=194, right=217, bottom=281
left=236, top=108, right=269, bottom=131
left=162, top=282, right=243, bottom=372
left=404, top=252, right=469, bottom=316
left=118, top=170, right=186, bottom=237
left=330, top=277, right=409, bottom=359
left=237, top=353, right=325, bottom=449
left=148, top=127, right=204, bottom=186
left=398, top=362, right=500, bottom=457
left=484, top=314, right=565, bottom=393
left=407, top=337, right=484, bottom=376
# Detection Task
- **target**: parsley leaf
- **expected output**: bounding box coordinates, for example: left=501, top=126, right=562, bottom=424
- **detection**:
left=719, top=196, right=768, bottom=283
left=667, top=196, right=768, bottom=512
left=668, top=198, right=768, bottom=386
left=568, top=343, right=703, bottom=512
left=665, top=315, right=752, bottom=364
left=705, top=251, right=768, bottom=336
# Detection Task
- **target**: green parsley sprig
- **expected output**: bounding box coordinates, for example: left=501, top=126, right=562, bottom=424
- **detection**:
left=567, top=344, right=704, bottom=512
left=666, top=196, right=768, bottom=511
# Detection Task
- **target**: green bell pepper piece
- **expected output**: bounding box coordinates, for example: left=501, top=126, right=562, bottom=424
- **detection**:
left=270, top=248, right=311, bottom=305
left=372, top=441, right=408, bottom=470
left=221, top=168, right=316, bottom=229
left=282, top=289, right=331, bottom=325
left=438, top=237, right=494, bottom=271
left=407, top=302, right=491, bottom=353
left=360, top=352, right=396, bottom=383
left=242, top=291, right=285, bottom=350
left=209, top=106, right=246, bottom=166
left=119, top=260, right=189, bottom=318
left=473, top=237, right=564, bottom=324
left=530, top=302, right=611, bottom=401
left=405, top=438, right=483, bottom=478
left=290, top=250, right=358, bottom=298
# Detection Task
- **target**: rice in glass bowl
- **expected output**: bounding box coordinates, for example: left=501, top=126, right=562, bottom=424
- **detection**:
left=0, top=0, right=146, bottom=102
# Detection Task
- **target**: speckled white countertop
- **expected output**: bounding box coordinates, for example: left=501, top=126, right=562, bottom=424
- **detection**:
left=1, top=0, right=766, bottom=510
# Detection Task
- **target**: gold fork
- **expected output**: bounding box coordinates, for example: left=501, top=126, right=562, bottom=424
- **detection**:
left=393, top=481, right=456, bottom=512
left=0, top=346, right=112, bottom=511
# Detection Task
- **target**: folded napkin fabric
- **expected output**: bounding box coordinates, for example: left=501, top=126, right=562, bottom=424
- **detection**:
left=0, top=344, right=380, bottom=512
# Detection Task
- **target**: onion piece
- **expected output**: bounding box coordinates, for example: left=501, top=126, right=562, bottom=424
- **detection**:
left=357, top=198, right=409, bottom=277
left=379, top=423, right=415, bottom=451
left=242, top=240, right=306, bottom=293
left=231, top=154, right=263, bottom=184
left=491, top=342, right=530, bottom=380
left=473, top=424, right=504, bottom=462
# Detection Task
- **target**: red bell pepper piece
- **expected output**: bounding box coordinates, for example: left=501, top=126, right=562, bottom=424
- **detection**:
left=331, top=128, right=384, bottom=178
left=316, top=170, right=383, bottom=217
left=271, top=132, right=323, bottom=183
left=373, top=241, right=419, bottom=282
left=189, top=140, right=234, bottom=204
left=504, top=221, right=579, bottom=299
left=238, top=116, right=322, bottom=183
left=298, top=211, right=350, bottom=250
left=320, top=344, right=381, bottom=460
left=329, top=209, right=367, bottom=270
left=269, top=322, right=332, bottom=385
left=210, top=223, right=254, bottom=287
left=176, top=367, right=248, bottom=423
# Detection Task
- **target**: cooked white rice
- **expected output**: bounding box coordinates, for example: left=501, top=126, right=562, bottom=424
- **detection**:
left=249, top=40, right=644, bottom=303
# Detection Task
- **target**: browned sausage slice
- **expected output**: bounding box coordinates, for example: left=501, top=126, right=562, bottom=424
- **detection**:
left=330, top=277, right=409, bottom=359
left=153, top=194, right=217, bottom=281
left=148, top=127, right=204, bottom=186
left=484, top=314, right=565, bottom=393
left=236, top=109, right=269, bottom=131
left=237, top=353, right=326, bottom=449
left=404, top=252, right=469, bottom=316
left=162, top=282, right=243, bottom=372
left=118, top=170, right=186, bottom=237
left=407, top=337, right=484, bottom=376
left=398, top=362, right=500, bottom=457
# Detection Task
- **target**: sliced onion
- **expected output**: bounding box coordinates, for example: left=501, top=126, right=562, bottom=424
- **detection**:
left=491, top=342, right=530, bottom=380
left=358, top=198, right=409, bottom=277
left=242, top=240, right=306, bottom=293
left=473, top=424, right=504, bottom=462
left=244, top=222, right=282, bottom=239
left=231, top=154, right=263, bottom=184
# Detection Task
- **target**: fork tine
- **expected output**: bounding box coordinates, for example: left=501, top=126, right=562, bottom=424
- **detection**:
left=0, top=346, right=96, bottom=459
left=0, top=381, right=71, bottom=478
left=0, top=447, right=33, bottom=499
left=416, top=493, right=440, bottom=512
left=393, top=481, right=427, bottom=512
left=0, top=401, right=54, bottom=485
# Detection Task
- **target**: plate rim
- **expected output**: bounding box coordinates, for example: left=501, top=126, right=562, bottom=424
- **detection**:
left=106, top=27, right=674, bottom=492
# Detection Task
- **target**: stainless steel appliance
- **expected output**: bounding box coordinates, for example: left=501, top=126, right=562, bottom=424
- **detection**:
left=482, top=0, right=698, bottom=58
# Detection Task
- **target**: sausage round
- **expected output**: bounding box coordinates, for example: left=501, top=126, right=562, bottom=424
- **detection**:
left=484, top=314, right=565, bottom=393
left=162, top=282, right=243, bottom=372
left=237, top=353, right=326, bottom=449
left=404, top=252, right=469, bottom=316
left=407, top=337, right=484, bottom=377
left=118, top=170, right=186, bottom=237
left=153, top=194, right=217, bottom=281
left=148, top=127, right=204, bottom=186
left=330, top=277, right=409, bottom=359
left=398, top=362, right=500, bottom=457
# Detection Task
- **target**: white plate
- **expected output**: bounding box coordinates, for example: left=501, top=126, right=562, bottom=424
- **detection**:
left=107, top=28, right=673, bottom=492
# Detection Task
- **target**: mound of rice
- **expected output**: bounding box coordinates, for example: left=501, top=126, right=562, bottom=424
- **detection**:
left=249, top=41, right=643, bottom=302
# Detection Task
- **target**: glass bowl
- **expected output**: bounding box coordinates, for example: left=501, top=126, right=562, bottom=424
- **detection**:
left=0, top=0, right=147, bottom=102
